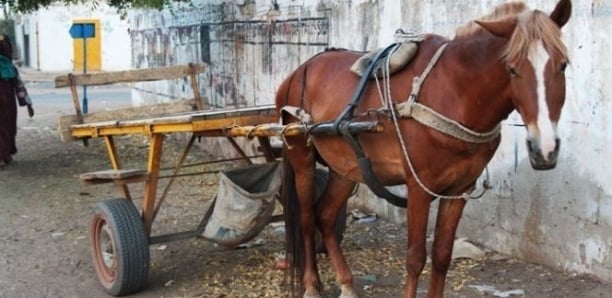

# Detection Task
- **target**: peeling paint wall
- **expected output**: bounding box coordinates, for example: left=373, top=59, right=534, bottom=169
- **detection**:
left=129, top=1, right=329, bottom=107
left=130, top=0, right=612, bottom=282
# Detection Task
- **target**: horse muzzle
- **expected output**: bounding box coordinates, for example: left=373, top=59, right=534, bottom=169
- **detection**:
left=527, top=138, right=560, bottom=170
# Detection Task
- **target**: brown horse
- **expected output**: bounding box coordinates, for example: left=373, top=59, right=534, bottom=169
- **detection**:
left=276, top=1, right=572, bottom=297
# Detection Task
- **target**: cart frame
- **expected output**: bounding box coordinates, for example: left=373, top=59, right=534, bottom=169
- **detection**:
left=56, top=65, right=383, bottom=296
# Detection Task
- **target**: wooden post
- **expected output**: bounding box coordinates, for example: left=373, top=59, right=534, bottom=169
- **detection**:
left=226, top=137, right=253, bottom=164
left=189, top=63, right=203, bottom=110
left=68, top=73, right=83, bottom=124
left=104, top=136, right=133, bottom=200
left=142, top=133, right=164, bottom=236
left=257, top=137, right=277, bottom=162
left=69, top=73, right=89, bottom=146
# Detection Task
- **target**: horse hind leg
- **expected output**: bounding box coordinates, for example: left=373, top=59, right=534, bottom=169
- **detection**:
left=427, top=198, right=467, bottom=298
left=315, top=170, right=358, bottom=298
left=284, top=137, right=322, bottom=297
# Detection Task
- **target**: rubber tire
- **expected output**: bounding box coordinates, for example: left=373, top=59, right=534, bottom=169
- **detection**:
left=314, top=169, right=348, bottom=254
left=89, top=199, right=150, bottom=296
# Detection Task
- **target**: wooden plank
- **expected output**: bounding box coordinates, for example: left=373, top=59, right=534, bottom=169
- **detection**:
left=69, top=105, right=274, bottom=129
left=79, top=169, right=149, bottom=186
left=189, top=65, right=204, bottom=110
left=63, top=106, right=279, bottom=140
left=80, top=175, right=150, bottom=186
left=58, top=114, right=81, bottom=142
left=68, top=75, right=83, bottom=123
left=80, top=169, right=147, bottom=181
left=58, top=99, right=200, bottom=142
left=54, top=64, right=205, bottom=87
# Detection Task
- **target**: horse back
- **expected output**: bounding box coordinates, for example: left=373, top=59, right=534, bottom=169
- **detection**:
left=276, top=35, right=449, bottom=121
left=275, top=35, right=483, bottom=185
left=275, top=49, right=364, bottom=121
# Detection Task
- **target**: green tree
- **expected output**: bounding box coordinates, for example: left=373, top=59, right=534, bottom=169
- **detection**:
left=0, top=0, right=189, bottom=13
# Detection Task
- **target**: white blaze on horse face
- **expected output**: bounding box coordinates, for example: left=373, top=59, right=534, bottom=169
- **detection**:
left=528, top=41, right=557, bottom=160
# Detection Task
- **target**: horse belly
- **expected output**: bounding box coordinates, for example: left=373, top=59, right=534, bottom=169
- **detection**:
left=313, top=135, right=406, bottom=185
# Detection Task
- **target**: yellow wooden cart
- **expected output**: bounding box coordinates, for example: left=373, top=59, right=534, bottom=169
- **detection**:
left=56, top=65, right=383, bottom=296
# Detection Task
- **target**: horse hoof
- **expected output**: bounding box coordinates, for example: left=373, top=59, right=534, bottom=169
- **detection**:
left=339, top=285, right=359, bottom=298
left=274, top=258, right=288, bottom=270
left=303, top=289, right=322, bottom=298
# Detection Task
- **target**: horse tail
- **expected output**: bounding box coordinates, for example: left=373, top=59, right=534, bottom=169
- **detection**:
left=274, top=62, right=304, bottom=296
left=281, top=151, right=305, bottom=296
left=276, top=53, right=328, bottom=296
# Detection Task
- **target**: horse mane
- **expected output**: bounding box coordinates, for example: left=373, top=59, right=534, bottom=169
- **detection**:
left=456, top=1, right=568, bottom=63
left=456, top=2, right=528, bottom=36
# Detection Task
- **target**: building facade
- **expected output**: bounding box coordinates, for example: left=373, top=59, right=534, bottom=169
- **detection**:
left=14, top=1, right=131, bottom=72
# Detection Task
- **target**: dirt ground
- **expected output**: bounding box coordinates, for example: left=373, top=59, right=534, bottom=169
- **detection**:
left=1, top=74, right=612, bottom=298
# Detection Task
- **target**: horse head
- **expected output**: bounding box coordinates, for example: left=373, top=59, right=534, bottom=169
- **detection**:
left=476, top=0, right=571, bottom=170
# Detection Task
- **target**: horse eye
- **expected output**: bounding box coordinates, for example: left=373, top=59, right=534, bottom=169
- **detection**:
left=560, top=62, right=568, bottom=72
left=508, top=67, right=519, bottom=77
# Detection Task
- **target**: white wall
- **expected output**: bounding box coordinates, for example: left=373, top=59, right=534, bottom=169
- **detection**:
left=15, top=2, right=131, bottom=72
left=459, top=0, right=612, bottom=280
left=130, top=0, right=612, bottom=282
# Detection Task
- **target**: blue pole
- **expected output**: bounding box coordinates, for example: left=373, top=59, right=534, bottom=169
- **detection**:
left=82, top=35, right=88, bottom=114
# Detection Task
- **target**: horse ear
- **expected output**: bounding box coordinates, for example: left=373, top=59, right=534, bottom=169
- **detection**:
left=550, top=0, right=572, bottom=28
left=475, top=18, right=518, bottom=39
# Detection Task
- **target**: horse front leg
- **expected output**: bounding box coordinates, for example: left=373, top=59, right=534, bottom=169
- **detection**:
left=316, top=170, right=357, bottom=298
left=428, top=198, right=467, bottom=298
left=403, top=187, right=433, bottom=298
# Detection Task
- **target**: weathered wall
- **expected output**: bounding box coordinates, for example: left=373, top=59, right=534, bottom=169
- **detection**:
left=14, top=2, right=130, bottom=71
left=457, top=0, right=612, bottom=281
left=130, top=0, right=612, bottom=282
left=129, top=0, right=330, bottom=107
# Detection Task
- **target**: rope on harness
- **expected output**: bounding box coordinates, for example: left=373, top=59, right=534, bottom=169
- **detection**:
left=394, top=43, right=501, bottom=144
left=379, top=43, right=493, bottom=200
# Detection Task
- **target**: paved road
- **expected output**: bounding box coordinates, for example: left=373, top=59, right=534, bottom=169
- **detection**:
left=0, top=78, right=137, bottom=298
left=18, top=67, right=132, bottom=113
left=27, top=81, right=132, bottom=111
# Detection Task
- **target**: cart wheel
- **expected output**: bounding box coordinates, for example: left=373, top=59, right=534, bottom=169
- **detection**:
left=89, top=199, right=150, bottom=296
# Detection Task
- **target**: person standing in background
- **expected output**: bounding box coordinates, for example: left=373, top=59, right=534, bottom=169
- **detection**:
left=0, top=34, right=34, bottom=168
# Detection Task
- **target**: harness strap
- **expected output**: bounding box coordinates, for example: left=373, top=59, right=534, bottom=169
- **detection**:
left=332, top=43, right=409, bottom=207
left=395, top=43, right=501, bottom=143
left=387, top=43, right=495, bottom=200
left=397, top=102, right=502, bottom=143
left=338, top=122, right=407, bottom=207
left=333, top=43, right=401, bottom=131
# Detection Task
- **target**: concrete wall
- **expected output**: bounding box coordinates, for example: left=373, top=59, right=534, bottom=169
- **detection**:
left=129, top=0, right=612, bottom=282
left=128, top=0, right=330, bottom=107
left=458, top=0, right=612, bottom=281
left=14, top=2, right=130, bottom=71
